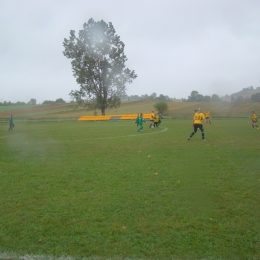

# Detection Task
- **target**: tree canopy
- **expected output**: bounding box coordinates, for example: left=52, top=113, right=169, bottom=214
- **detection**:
left=251, top=92, right=260, bottom=102
left=55, top=98, right=66, bottom=103
left=63, top=18, right=137, bottom=115
left=28, top=98, right=37, bottom=105
left=154, top=102, right=168, bottom=114
left=186, top=90, right=222, bottom=102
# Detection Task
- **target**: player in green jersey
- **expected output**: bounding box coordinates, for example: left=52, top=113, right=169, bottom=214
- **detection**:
left=158, top=113, right=163, bottom=126
left=135, top=114, right=139, bottom=126
left=8, top=115, right=15, bottom=131
left=136, top=113, right=145, bottom=132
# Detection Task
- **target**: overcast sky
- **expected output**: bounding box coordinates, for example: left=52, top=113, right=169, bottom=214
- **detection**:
left=1, top=0, right=260, bottom=103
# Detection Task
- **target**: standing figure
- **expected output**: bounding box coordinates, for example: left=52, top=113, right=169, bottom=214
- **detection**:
left=135, top=114, right=139, bottom=126
left=8, top=115, right=15, bottom=131
left=154, top=113, right=159, bottom=127
left=205, top=109, right=211, bottom=125
left=136, top=113, right=145, bottom=132
left=158, top=113, right=163, bottom=126
left=149, top=111, right=155, bottom=129
left=188, top=109, right=207, bottom=141
left=251, top=111, right=259, bottom=129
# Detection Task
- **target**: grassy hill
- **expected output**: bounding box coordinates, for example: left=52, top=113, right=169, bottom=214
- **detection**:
left=231, top=87, right=260, bottom=98
left=1, top=101, right=260, bottom=119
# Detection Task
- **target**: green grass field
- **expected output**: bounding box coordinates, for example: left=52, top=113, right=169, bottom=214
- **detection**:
left=0, top=118, right=260, bottom=259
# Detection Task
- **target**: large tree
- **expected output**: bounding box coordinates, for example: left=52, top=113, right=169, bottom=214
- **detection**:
left=28, top=98, right=37, bottom=105
left=187, top=90, right=199, bottom=102
left=63, top=18, right=137, bottom=115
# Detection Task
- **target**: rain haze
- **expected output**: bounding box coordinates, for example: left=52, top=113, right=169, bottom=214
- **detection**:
left=1, top=0, right=260, bottom=104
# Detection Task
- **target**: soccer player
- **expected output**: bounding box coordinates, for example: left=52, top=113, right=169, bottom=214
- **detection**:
left=188, top=109, right=207, bottom=141
left=154, top=113, right=159, bottom=127
left=8, top=115, right=15, bottom=131
left=197, top=108, right=205, bottom=124
left=136, top=113, right=145, bottom=132
left=205, top=109, right=211, bottom=125
left=158, top=113, right=163, bottom=126
left=149, top=111, right=155, bottom=129
left=251, top=111, right=259, bottom=129
left=135, top=113, right=139, bottom=126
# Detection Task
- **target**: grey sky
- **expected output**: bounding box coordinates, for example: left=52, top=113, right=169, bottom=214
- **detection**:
left=1, top=0, right=260, bottom=103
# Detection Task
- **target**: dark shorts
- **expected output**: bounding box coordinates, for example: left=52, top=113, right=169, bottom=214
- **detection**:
left=193, top=124, right=204, bottom=132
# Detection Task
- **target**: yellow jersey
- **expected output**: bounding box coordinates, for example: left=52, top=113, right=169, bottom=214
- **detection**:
left=193, top=112, right=205, bottom=124
left=252, top=113, right=257, bottom=121
left=205, top=111, right=210, bottom=118
left=150, top=113, right=154, bottom=121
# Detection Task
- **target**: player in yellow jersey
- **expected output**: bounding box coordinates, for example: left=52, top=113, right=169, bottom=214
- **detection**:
left=198, top=108, right=206, bottom=125
left=149, top=111, right=155, bottom=129
left=154, top=113, right=159, bottom=127
left=188, top=109, right=207, bottom=141
left=205, top=109, right=211, bottom=125
left=251, top=111, right=259, bottom=129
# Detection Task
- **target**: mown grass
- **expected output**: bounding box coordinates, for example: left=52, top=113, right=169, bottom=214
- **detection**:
left=0, top=118, right=260, bottom=259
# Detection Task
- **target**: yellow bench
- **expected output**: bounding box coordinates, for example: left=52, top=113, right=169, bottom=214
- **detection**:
left=78, top=114, right=153, bottom=121
left=78, top=116, right=111, bottom=121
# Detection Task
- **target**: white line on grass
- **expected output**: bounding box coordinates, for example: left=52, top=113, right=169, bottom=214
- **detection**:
left=0, top=134, right=10, bottom=139
left=1, top=124, right=168, bottom=143
left=0, top=122, right=135, bottom=140
left=45, top=127, right=168, bottom=143
left=0, top=125, right=73, bottom=139
left=0, top=252, right=153, bottom=260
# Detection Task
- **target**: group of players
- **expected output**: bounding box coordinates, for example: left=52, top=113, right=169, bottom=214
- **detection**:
left=135, top=111, right=163, bottom=132
left=135, top=108, right=211, bottom=137
left=7, top=110, right=259, bottom=136
left=188, top=109, right=259, bottom=141
left=134, top=108, right=259, bottom=141
left=189, top=109, right=259, bottom=141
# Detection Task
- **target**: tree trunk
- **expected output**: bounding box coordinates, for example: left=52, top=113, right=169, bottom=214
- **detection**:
left=101, top=108, right=105, bottom=115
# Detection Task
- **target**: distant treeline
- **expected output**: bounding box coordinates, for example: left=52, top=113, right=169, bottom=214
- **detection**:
left=2, top=89, right=260, bottom=106
left=0, top=98, right=67, bottom=106
left=124, top=92, right=222, bottom=102
left=124, top=93, right=174, bottom=102
left=126, top=90, right=260, bottom=103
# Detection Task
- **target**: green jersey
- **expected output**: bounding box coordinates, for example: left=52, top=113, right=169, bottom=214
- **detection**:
left=136, top=116, right=145, bottom=126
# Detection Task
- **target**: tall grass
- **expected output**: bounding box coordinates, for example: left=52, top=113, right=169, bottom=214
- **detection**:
left=2, top=102, right=260, bottom=119
left=0, top=118, right=259, bottom=259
